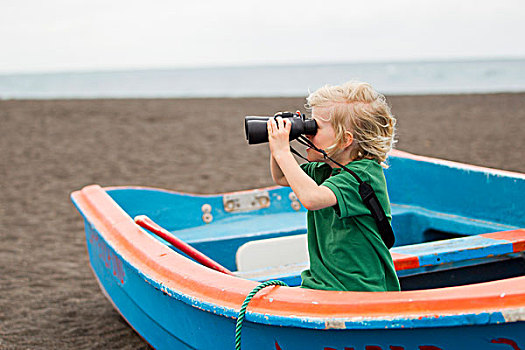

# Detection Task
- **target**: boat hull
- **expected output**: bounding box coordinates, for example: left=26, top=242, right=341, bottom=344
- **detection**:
left=84, top=215, right=525, bottom=350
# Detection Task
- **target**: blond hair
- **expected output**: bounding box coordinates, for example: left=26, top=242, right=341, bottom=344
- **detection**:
left=306, top=81, right=396, bottom=165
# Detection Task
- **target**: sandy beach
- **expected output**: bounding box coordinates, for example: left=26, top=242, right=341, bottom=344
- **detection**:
left=1, top=93, right=524, bottom=349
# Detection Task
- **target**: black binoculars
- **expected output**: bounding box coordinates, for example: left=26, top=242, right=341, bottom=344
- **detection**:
left=244, top=112, right=318, bottom=144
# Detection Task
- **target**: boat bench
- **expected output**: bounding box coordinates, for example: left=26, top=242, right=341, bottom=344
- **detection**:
left=235, top=229, right=525, bottom=284
left=173, top=203, right=520, bottom=274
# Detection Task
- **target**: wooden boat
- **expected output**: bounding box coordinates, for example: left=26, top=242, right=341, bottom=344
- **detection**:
left=71, top=150, right=525, bottom=350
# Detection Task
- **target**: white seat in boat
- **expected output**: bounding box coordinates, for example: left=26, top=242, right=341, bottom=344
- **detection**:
left=236, top=234, right=308, bottom=272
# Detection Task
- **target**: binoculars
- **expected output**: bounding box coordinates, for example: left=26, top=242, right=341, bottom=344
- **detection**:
left=244, top=112, right=318, bottom=144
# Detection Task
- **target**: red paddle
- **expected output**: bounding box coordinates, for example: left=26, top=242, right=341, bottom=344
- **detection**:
left=134, top=215, right=234, bottom=276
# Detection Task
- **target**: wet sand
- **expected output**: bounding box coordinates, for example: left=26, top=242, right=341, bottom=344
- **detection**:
left=1, top=93, right=524, bottom=349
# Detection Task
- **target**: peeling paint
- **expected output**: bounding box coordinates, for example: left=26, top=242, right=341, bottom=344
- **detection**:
left=325, top=320, right=346, bottom=329
left=502, top=308, right=525, bottom=322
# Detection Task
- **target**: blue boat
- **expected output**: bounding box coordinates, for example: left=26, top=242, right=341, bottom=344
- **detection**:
left=71, top=150, right=525, bottom=350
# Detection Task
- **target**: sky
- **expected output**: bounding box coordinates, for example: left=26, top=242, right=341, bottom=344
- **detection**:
left=1, top=0, right=524, bottom=74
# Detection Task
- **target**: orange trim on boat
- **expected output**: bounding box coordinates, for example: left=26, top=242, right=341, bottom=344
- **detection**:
left=391, top=252, right=420, bottom=270
left=482, top=229, right=525, bottom=252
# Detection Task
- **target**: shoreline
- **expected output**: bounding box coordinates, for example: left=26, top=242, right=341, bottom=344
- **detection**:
left=2, top=90, right=525, bottom=101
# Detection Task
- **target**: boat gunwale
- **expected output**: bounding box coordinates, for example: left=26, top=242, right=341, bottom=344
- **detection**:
left=389, top=149, right=525, bottom=179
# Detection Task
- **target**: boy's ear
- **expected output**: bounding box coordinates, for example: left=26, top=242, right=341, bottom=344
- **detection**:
left=343, top=131, right=354, bottom=149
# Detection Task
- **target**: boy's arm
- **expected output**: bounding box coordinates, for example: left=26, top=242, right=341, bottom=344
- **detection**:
left=270, top=154, right=290, bottom=186
left=272, top=150, right=336, bottom=210
left=268, top=117, right=336, bottom=211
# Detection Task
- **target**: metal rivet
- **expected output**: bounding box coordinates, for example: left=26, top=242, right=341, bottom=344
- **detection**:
left=291, top=201, right=301, bottom=211
left=225, top=200, right=235, bottom=211
left=202, top=213, right=213, bottom=224
left=289, top=192, right=298, bottom=201
left=258, top=196, right=269, bottom=206
left=201, top=204, right=212, bottom=213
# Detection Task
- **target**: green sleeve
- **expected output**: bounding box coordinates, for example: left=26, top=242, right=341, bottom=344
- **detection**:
left=322, top=172, right=371, bottom=218
left=300, top=162, right=314, bottom=176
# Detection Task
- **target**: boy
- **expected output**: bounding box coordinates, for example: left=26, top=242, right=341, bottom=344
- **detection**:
left=267, top=81, right=400, bottom=292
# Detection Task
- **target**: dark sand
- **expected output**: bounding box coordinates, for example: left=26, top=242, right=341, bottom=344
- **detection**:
left=1, top=93, right=524, bottom=349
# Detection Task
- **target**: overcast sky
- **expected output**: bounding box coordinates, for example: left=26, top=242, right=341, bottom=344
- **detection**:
left=1, top=0, right=524, bottom=74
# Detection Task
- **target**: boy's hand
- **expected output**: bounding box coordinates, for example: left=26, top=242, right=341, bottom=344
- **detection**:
left=267, top=116, right=292, bottom=158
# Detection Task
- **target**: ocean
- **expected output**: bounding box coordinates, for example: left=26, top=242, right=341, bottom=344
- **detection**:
left=1, top=59, right=524, bottom=99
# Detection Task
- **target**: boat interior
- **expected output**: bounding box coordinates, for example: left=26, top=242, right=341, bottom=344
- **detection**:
left=107, top=185, right=525, bottom=291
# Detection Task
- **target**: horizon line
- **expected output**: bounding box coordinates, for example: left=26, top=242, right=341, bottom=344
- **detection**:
left=1, top=55, right=524, bottom=77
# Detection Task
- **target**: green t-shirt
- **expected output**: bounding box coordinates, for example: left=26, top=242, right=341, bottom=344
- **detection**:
left=300, top=159, right=400, bottom=292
